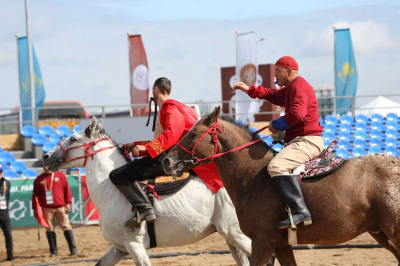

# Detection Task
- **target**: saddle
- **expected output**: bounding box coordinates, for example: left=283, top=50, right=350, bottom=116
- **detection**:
left=292, top=139, right=344, bottom=181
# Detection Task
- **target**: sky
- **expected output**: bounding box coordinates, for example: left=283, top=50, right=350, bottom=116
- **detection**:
left=0, top=0, right=399, bottom=113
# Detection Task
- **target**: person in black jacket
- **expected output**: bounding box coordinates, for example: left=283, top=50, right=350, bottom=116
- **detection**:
left=0, top=163, right=13, bottom=261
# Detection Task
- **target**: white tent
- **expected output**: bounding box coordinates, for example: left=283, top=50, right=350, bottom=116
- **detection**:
left=353, top=96, right=400, bottom=117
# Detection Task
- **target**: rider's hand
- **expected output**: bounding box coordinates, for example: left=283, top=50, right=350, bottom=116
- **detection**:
left=232, top=82, right=250, bottom=93
left=132, top=145, right=146, bottom=156
left=268, top=124, right=278, bottom=134
left=65, top=204, right=71, bottom=214
left=127, top=142, right=135, bottom=152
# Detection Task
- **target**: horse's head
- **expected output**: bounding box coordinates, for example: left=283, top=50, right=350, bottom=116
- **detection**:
left=163, top=106, right=221, bottom=177
left=42, top=116, right=108, bottom=172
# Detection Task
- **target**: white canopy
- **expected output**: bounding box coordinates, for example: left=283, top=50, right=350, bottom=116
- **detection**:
left=353, top=96, right=400, bottom=117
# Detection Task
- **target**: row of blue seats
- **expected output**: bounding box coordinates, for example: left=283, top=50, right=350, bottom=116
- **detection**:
left=323, top=122, right=400, bottom=134
left=323, top=130, right=400, bottom=142
left=330, top=139, right=398, bottom=150
left=2, top=169, right=37, bottom=178
left=322, top=113, right=399, bottom=126
left=21, top=124, right=80, bottom=138
left=336, top=146, right=399, bottom=159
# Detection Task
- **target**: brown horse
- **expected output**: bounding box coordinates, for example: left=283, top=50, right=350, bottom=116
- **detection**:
left=163, top=107, right=400, bottom=266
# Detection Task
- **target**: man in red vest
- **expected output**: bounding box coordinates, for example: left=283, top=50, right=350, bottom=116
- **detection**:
left=110, top=77, right=222, bottom=228
left=233, top=56, right=323, bottom=229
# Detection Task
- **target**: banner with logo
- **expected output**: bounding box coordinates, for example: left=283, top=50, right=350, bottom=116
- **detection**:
left=334, top=28, right=358, bottom=114
left=17, top=36, right=46, bottom=125
left=8, top=176, right=97, bottom=227
left=235, top=31, right=262, bottom=123
left=128, top=34, right=150, bottom=117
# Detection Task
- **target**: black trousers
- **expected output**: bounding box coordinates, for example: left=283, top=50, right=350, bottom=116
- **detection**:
left=0, top=214, right=13, bottom=254
left=109, top=152, right=168, bottom=186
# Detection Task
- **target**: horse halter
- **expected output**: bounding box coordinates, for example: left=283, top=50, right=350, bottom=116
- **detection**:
left=176, top=118, right=274, bottom=164
left=59, top=138, right=118, bottom=167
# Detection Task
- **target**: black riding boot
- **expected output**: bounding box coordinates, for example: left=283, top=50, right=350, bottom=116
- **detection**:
left=115, top=182, right=156, bottom=228
left=63, top=229, right=78, bottom=255
left=272, top=174, right=312, bottom=230
left=46, top=232, right=57, bottom=257
left=6, top=251, right=14, bottom=261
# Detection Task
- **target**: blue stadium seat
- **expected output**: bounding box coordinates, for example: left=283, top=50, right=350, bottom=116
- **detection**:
left=385, top=129, right=400, bottom=140
left=353, top=139, right=367, bottom=149
left=31, top=134, right=47, bottom=146
left=369, top=121, right=383, bottom=132
left=336, top=148, right=350, bottom=159
left=73, top=124, right=81, bottom=133
left=249, top=127, right=258, bottom=133
left=338, top=132, right=352, bottom=141
left=371, top=113, right=383, bottom=123
left=325, top=115, right=338, bottom=126
left=43, top=141, right=58, bottom=154
left=354, top=131, right=368, bottom=141
left=49, top=133, right=61, bottom=143
left=322, top=132, right=336, bottom=142
left=21, top=169, right=37, bottom=178
left=323, top=139, right=331, bottom=149
left=352, top=147, right=366, bottom=157
left=368, top=146, right=382, bottom=154
left=353, top=122, right=368, bottom=132
left=386, top=113, right=399, bottom=123
left=385, top=121, right=398, bottom=131
left=38, top=125, right=54, bottom=137
left=384, top=146, right=399, bottom=156
left=319, top=117, right=324, bottom=127
left=369, top=138, right=383, bottom=148
left=323, top=124, right=337, bottom=134
left=339, top=124, right=352, bottom=133
left=355, top=114, right=368, bottom=124
left=0, top=152, right=15, bottom=165
left=272, top=143, right=282, bottom=152
left=10, top=161, right=27, bottom=174
left=340, top=114, right=353, bottom=125
left=21, top=125, right=37, bottom=137
left=337, top=140, right=352, bottom=150
left=56, top=125, right=72, bottom=137
left=385, top=137, right=398, bottom=148
left=3, top=169, right=19, bottom=179
left=260, top=135, right=273, bottom=146
left=369, top=130, right=383, bottom=140
left=0, top=145, right=3, bottom=153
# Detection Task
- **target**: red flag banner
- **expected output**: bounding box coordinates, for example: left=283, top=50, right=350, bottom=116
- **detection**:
left=128, top=34, right=150, bottom=116
left=34, top=197, right=49, bottom=228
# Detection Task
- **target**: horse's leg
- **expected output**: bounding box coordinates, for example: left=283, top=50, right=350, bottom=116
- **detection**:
left=95, top=245, right=128, bottom=266
left=124, top=240, right=151, bottom=266
left=226, top=240, right=250, bottom=266
left=250, top=238, right=275, bottom=266
left=274, top=245, right=297, bottom=266
left=369, top=230, right=400, bottom=263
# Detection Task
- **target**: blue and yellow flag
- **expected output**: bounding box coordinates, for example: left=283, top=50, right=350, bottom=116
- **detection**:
left=17, top=37, right=45, bottom=124
left=334, top=28, right=358, bottom=114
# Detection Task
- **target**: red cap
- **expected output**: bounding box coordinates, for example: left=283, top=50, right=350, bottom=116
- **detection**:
left=275, top=56, right=298, bottom=70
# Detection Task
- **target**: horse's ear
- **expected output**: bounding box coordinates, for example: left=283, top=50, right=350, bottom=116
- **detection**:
left=97, top=119, right=103, bottom=130
left=89, top=116, right=97, bottom=132
left=204, top=106, right=221, bottom=126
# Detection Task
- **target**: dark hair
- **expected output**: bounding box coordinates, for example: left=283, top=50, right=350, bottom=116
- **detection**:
left=153, top=77, right=171, bottom=95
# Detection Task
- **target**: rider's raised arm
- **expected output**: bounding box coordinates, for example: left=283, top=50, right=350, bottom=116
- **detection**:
left=145, top=104, right=185, bottom=158
left=247, top=85, right=286, bottom=107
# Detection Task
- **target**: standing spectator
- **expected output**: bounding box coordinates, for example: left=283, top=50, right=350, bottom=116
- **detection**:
left=32, top=167, right=77, bottom=256
left=0, top=163, right=13, bottom=261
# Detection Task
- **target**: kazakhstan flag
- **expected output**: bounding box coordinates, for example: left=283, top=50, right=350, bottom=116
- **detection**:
left=17, top=37, right=46, bottom=124
left=334, top=29, right=358, bottom=114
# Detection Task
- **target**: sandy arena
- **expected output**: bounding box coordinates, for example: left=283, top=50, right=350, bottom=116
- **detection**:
left=0, top=225, right=396, bottom=266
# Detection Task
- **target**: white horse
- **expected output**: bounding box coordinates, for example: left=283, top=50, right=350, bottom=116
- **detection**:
left=42, top=117, right=253, bottom=266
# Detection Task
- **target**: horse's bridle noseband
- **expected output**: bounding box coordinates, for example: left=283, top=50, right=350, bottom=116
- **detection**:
left=59, top=137, right=118, bottom=167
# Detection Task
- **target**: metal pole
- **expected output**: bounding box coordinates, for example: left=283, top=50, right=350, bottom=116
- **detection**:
left=333, top=26, right=336, bottom=116
left=16, top=34, right=23, bottom=131
left=351, top=96, right=355, bottom=117
left=235, top=30, right=239, bottom=120
left=127, top=31, right=132, bottom=117
left=25, top=0, right=36, bottom=128
left=101, top=106, right=106, bottom=119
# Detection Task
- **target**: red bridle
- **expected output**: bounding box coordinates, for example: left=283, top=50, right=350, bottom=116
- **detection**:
left=59, top=137, right=118, bottom=167
left=176, top=118, right=274, bottom=164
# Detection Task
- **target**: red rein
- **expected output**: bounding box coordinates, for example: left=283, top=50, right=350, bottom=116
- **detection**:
left=176, top=118, right=274, bottom=164
left=59, top=137, right=118, bottom=167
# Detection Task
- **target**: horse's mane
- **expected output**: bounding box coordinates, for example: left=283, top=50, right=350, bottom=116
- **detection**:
left=85, top=126, right=129, bottom=162
left=218, top=115, right=271, bottom=149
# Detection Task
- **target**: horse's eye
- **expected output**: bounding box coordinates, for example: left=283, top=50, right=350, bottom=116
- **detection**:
left=190, top=132, right=197, bottom=139
left=70, top=137, right=76, bottom=142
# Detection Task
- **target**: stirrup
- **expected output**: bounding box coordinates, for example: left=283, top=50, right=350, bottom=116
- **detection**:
left=125, top=209, right=156, bottom=228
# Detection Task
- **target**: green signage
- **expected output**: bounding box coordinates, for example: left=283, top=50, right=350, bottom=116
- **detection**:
left=8, top=176, right=81, bottom=227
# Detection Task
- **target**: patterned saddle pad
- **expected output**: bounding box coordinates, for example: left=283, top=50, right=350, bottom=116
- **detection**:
left=293, top=139, right=344, bottom=182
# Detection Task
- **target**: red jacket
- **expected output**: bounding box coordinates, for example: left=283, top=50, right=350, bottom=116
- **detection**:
left=145, top=99, right=198, bottom=158
left=248, top=77, right=323, bottom=143
left=32, top=171, right=72, bottom=209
